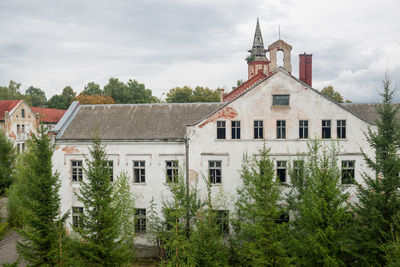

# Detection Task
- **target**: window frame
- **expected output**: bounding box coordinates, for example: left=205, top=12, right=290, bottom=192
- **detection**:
left=277, top=120, right=286, bottom=139
left=21, top=109, right=25, bottom=118
left=322, top=120, right=331, bottom=139
left=209, top=161, right=222, bottom=184
left=254, top=120, right=264, bottom=139
left=135, top=208, right=146, bottom=234
left=216, top=121, right=226, bottom=139
left=341, top=160, right=355, bottom=184
left=166, top=160, right=179, bottom=183
left=276, top=160, right=287, bottom=183
left=231, top=121, right=241, bottom=139
left=71, top=160, right=83, bottom=182
left=106, top=160, right=114, bottom=182
left=133, top=161, right=146, bottom=184
left=299, top=120, right=309, bottom=139
left=216, top=210, right=229, bottom=234
left=272, top=94, right=290, bottom=106
left=337, top=120, right=346, bottom=139
left=292, top=160, right=305, bottom=179
left=72, top=206, right=83, bottom=228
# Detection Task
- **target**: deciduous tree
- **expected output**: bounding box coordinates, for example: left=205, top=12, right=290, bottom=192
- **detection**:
left=0, top=129, right=16, bottom=195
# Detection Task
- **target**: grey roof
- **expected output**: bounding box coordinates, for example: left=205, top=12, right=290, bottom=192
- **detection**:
left=57, top=102, right=224, bottom=140
left=341, top=103, right=400, bottom=125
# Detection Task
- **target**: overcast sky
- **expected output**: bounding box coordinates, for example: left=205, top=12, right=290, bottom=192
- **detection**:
left=0, top=0, right=399, bottom=103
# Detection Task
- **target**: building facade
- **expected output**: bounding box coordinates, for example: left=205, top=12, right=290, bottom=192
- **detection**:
left=53, top=22, right=378, bottom=247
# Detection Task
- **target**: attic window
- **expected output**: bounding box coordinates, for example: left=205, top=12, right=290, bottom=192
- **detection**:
left=21, top=109, right=25, bottom=118
left=272, top=95, right=289, bottom=106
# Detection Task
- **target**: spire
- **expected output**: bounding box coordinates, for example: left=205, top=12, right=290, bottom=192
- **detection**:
left=248, top=18, right=267, bottom=59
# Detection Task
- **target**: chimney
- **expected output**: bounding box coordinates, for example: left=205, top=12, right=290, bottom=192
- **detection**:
left=219, top=88, right=225, bottom=102
left=299, top=53, right=312, bottom=87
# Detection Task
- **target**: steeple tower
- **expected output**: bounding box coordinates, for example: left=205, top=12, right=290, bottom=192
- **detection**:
left=247, top=18, right=269, bottom=79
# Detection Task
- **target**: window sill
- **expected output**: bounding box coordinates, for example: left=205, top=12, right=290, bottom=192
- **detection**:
left=211, top=183, right=223, bottom=186
left=132, top=183, right=147, bottom=186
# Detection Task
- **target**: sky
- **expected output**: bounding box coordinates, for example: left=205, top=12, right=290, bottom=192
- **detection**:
left=0, top=0, right=399, bottom=103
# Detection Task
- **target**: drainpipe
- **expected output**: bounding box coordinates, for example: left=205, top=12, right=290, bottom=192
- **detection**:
left=185, top=135, right=190, bottom=232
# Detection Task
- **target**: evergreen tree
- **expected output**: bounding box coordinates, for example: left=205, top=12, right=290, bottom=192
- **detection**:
left=232, top=146, right=290, bottom=266
left=351, top=76, right=400, bottom=265
left=287, top=141, right=352, bottom=266
left=16, top=127, right=67, bottom=266
left=73, top=137, right=132, bottom=266
left=0, top=128, right=16, bottom=195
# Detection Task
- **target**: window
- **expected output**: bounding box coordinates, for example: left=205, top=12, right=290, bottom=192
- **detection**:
left=337, top=120, right=346, bottom=139
left=299, top=120, right=308, bottom=139
left=231, top=121, right=241, bottom=139
left=21, top=143, right=25, bottom=151
left=293, top=160, right=304, bottom=179
left=209, top=161, right=222, bottom=184
left=216, top=210, right=229, bottom=234
left=272, top=95, right=289, bottom=106
left=71, top=160, right=83, bottom=182
left=322, top=120, right=331, bottom=139
left=166, top=161, right=179, bottom=183
left=135, top=209, right=146, bottom=233
left=217, top=121, right=226, bottom=139
left=17, top=124, right=20, bottom=134
left=277, top=120, right=286, bottom=139
left=72, top=207, right=83, bottom=228
left=275, top=213, right=290, bottom=224
left=342, top=161, right=355, bottom=184
left=16, top=144, right=20, bottom=154
left=277, top=161, right=287, bottom=183
left=21, top=124, right=25, bottom=134
left=21, top=109, right=25, bottom=118
left=254, top=120, right=263, bottom=139
left=133, top=161, right=146, bottom=183
left=107, top=161, right=113, bottom=182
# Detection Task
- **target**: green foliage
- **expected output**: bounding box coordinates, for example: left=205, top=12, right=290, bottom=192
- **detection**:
left=73, top=137, right=133, bottom=266
left=16, top=127, right=67, bottom=266
left=46, top=86, right=76, bottom=109
left=103, top=77, right=159, bottom=104
left=0, top=80, right=24, bottom=100
left=165, top=86, right=221, bottom=103
left=320, top=85, right=352, bottom=103
left=82, top=82, right=103, bottom=95
left=381, top=213, right=400, bottom=267
left=352, top=76, right=400, bottom=265
left=232, top=145, right=290, bottom=266
left=25, top=86, right=47, bottom=107
left=287, top=141, right=352, bottom=266
left=0, top=129, right=16, bottom=195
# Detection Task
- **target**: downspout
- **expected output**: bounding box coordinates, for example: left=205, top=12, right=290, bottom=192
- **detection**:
left=185, top=135, right=190, bottom=232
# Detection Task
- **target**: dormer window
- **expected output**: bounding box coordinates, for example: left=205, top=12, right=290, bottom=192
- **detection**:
left=272, top=95, right=289, bottom=106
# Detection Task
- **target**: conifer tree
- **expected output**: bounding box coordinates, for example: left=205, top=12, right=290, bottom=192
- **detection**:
left=0, top=128, right=16, bottom=195
left=16, top=127, right=67, bottom=266
left=73, top=137, right=132, bottom=266
left=232, top=146, right=290, bottom=266
left=287, top=141, right=352, bottom=266
left=352, top=76, right=400, bottom=265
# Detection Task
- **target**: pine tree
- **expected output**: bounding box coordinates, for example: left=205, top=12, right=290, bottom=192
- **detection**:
left=73, top=137, right=132, bottom=266
left=287, top=141, right=352, bottom=266
left=352, top=76, right=400, bottom=265
left=16, top=127, right=67, bottom=266
left=232, top=145, right=290, bottom=266
left=0, top=128, right=16, bottom=195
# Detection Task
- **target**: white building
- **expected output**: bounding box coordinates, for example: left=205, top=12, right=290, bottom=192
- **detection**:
left=52, top=21, right=378, bottom=247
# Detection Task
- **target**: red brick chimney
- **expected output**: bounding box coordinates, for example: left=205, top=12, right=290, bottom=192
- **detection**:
left=299, top=53, right=312, bottom=87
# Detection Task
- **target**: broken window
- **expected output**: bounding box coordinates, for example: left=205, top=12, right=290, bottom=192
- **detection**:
left=217, top=121, right=226, bottom=139
left=277, top=120, right=286, bottom=139
left=254, top=120, right=263, bottom=139
left=135, top=208, right=146, bottom=234
left=72, top=207, right=83, bottom=228
left=166, top=160, right=179, bottom=183
left=71, top=160, right=83, bottom=182
left=231, top=121, right=241, bottom=139
left=133, top=161, right=146, bottom=183
left=341, top=160, right=355, bottom=184
left=107, top=160, right=114, bottom=182
left=209, top=161, right=222, bottom=184
left=337, top=120, right=346, bottom=139
left=273, top=95, right=289, bottom=106
left=322, top=120, right=331, bottom=139
left=299, top=120, right=308, bottom=139
left=277, top=161, right=287, bottom=183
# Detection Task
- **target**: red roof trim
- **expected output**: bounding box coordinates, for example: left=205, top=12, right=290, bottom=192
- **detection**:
left=223, top=72, right=267, bottom=102
left=0, top=100, right=21, bottom=120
